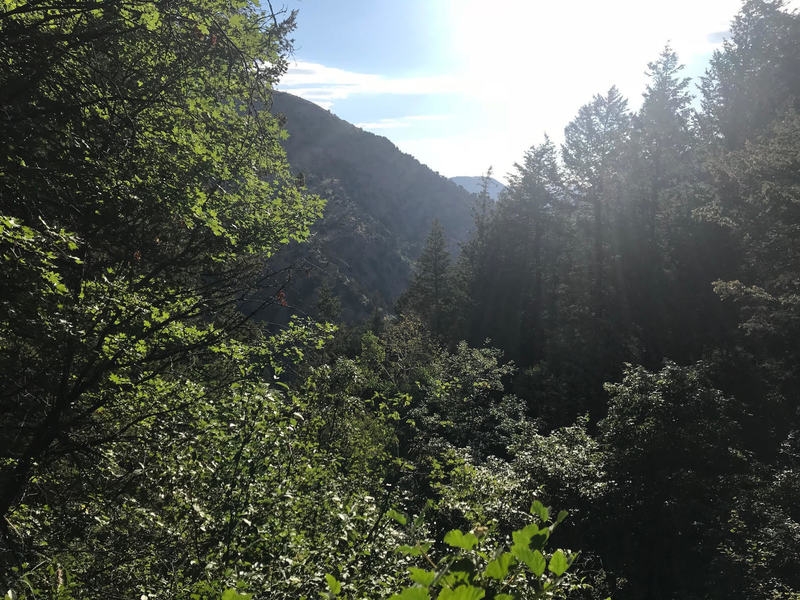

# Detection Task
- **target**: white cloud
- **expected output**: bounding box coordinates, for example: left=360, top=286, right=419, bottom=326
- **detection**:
left=355, top=115, right=451, bottom=130
left=280, top=60, right=461, bottom=108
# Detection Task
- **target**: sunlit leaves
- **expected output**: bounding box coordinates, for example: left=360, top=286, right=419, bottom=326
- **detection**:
left=438, top=585, right=485, bottom=600
left=391, top=505, right=575, bottom=600
left=0, top=1, right=325, bottom=596
left=548, top=549, right=568, bottom=576
left=324, top=573, right=341, bottom=596
left=399, top=543, right=433, bottom=557
left=408, top=568, right=436, bottom=586
left=387, top=508, right=407, bottom=525
left=389, top=587, right=430, bottom=600
left=444, top=529, right=480, bottom=551
left=530, top=500, right=549, bottom=524
left=528, top=550, right=547, bottom=577
left=483, top=552, right=515, bottom=580
left=138, top=4, right=161, bottom=31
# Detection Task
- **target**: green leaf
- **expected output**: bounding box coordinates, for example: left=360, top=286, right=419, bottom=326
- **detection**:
left=408, top=567, right=436, bottom=587
left=325, top=573, right=341, bottom=595
left=389, top=587, right=430, bottom=600
left=387, top=508, right=407, bottom=525
left=444, top=529, right=480, bottom=551
left=484, top=551, right=515, bottom=580
left=529, top=550, right=546, bottom=577
left=138, top=4, right=161, bottom=30
left=437, top=585, right=485, bottom=600
left=511, top=544, right=536, bottom=569
left=548, top=549, right=568, bottom=576
left=442, top=569, right=472, bottom=588
left=555, top=510, right=568, bottom=525
left=398, top=542, right=431, bottom=556
left=511, top=523, right=539, bottom=547
left=531, top=500, right=549, bottom=523
left=511, top=522, right=548, bottom=551
left=495, top=595, right=514, bottom=600
left=512, top=544, right=546, bottom=576
left=221, top=590, right=251, bottom=600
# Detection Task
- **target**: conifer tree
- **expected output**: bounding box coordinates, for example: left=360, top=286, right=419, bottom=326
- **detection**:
left=562, top=86, right=631, bottom=315
left=397, top=220, right=454, bottom=336
left=494, top=138, right=567, bottom=362
left=451, top=169, right=497, bottom=343
left=559, top=87, right=632, bottom=406
left=697, top=1, right=800, bottom=444
left=699, top=0, right=800, bottom=149
left=620, top=46, right=714, bottom=364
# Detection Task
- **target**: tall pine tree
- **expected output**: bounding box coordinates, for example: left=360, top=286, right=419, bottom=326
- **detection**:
left=397, top=220, right=454, bottom=337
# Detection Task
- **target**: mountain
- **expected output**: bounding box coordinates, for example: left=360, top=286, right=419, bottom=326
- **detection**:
left=450, top=176, right=505, bottom=201
left=263, top=92, right=476, bottom=322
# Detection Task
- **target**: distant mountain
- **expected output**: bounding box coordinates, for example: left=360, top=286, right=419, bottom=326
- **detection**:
left=450, top=176, right=505, bottom=201
left=263, top=92, right=476, bottom=322
left=450, top=175, right=506, bottom=201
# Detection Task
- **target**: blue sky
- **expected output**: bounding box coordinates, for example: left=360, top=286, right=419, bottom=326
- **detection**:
left=276, top=0, right=799, bottom=182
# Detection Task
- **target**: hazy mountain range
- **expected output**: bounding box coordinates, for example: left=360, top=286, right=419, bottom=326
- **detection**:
left=450, top=176, right=505, bottom=201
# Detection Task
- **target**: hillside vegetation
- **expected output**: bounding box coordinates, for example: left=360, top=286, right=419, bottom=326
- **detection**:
left=2, top=1, right=800, bottom=600
left=263, top=92, right=474, bottom=322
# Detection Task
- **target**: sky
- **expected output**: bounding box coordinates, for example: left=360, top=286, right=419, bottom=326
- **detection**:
left=276, top=0, right=800, bottom=182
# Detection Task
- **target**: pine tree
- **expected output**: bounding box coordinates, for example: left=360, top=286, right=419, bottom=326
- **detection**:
left=699, top=0, right=800, bottom=149
left=620, top=46, right=713, bottom=365
left=397, top=220, right=454, bottom=336
left=559, top=87, right=633, bottom=408
left=562, top=86, right=631, bottom=314
left=502, top=138, right=567, bottom=362
left=697, top=2, right=800, bottom=429
left=451, top=169, right=496, bottom=343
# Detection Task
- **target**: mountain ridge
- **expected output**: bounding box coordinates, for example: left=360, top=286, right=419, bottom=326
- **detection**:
left=450, top=175, right=505, bottom=201
left=265, top=92, right=476, bottom=321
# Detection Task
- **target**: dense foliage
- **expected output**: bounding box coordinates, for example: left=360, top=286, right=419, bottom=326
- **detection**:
left=2, top=1, right=800, bottom=600
left=395, top=2, right=800, bottom=598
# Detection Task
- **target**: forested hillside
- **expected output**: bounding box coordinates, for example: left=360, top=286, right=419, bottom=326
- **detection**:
left=396, top=2, right=800, bottom=597
left=2, top=1, right=800, bottom=600
left=262, top=92, right=474, bottom=323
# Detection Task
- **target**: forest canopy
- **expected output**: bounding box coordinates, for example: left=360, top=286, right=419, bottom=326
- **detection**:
left=2, top=1, right=800, bottom=599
